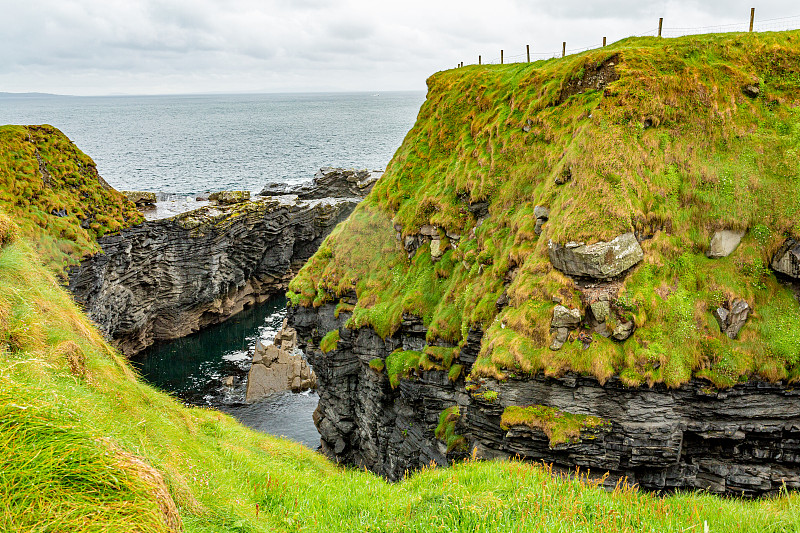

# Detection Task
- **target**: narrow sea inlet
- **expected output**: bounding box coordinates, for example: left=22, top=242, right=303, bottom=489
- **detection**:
left=132, top=295, right=320, bottom=448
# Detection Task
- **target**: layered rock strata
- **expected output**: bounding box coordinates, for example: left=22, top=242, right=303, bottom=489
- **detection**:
left=69, top=196, right=358, bottom=355
left=291, top=301, right=800, bottom=496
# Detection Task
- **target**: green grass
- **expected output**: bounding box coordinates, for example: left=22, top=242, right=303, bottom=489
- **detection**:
left=0, top=125, right=143, bottom=274
left=319, top=329, right=340, bottom=353
left=1, top=196, right=800, bottom=530
left=435, top=406, right=467, bottom=452
left=501, top=405, right=612, bottom=446
left=290, top=29, right=800, bottom=387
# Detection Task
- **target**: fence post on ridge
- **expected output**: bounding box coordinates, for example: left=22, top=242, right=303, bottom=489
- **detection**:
left=603, top=36, right=607, bottom=47
left=527, top=44, right=530, bottom=62
left=658, top=18, right=664, bottom=37
left=501, top=50, right=504, bottom=64
left=479, top=55, right=481, bottom=65
left=562, top=42, right=566, bottom=58
left=749, top=8, right=755, bottom=31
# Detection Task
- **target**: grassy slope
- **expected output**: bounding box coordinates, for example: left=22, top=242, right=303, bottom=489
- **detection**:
left=1, top=214, right=799, bottom=532
left=289, top=30, right=800, bottom=388
left=0, top=125, right=143, bottom=273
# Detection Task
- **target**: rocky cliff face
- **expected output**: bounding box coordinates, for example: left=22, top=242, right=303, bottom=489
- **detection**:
left=69, top=196, right=358, bottom=355
left=291, top=300, right=800, bottom=496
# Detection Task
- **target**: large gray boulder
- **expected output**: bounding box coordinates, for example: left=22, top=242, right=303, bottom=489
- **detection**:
left=706, top=230, right=745, bottom=259
left=772, top=238, right=800, bottom=278
left=713, top=299, right=751, bottom=340
left=548, top=232, right=644, bottom=280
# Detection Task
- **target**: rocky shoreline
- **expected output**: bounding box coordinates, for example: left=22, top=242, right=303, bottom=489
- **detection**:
left=68, top=168, right=375, bottom=356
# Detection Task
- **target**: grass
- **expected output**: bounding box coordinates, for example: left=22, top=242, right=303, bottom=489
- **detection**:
left=435, top=406, right=467, bottom=452
left=290, top=29, right=800, bottom=387
left=319, top=329, right=340, bottom=353
left=0, top=177, right=798, bottom=531
left=501, top=405, right=612, bottom=447
left=0, top=125, right=143, bottom=273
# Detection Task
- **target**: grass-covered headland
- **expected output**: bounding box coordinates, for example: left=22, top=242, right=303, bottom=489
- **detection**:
left=2, top=32, right=800, bottom=532
left=290, top=29, right=800, bottom=389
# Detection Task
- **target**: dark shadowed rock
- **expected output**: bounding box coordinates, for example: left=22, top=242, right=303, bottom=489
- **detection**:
left=259, top=167, right=381, bottom=199
left=548, top=232, right=644, bottom=280
left=772, top=238, right=800, bottom=278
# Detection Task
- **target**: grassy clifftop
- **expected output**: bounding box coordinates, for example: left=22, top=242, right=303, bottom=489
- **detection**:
left=290, top=30, right=800, bottom=388
left=0, top=125, right=143, bottom=272
left=5, top=207, right=799, bottom=531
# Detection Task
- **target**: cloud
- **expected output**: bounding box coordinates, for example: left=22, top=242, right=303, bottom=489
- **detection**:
left=0, top=0, right=798, bottom=95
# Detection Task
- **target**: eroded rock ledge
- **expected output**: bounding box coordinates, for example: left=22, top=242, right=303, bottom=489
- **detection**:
left=69, top=196, right=358, bottom=356
left=290, top=300, right=800, bottom=497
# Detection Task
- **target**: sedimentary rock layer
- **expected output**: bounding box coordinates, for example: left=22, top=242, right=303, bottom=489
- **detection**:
left=291, top=301, right=800, bottom=497
left=69, top=197, right=357, bottom=355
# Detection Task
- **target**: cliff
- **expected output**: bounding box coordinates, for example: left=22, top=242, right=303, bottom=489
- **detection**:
left=69, top=196, right=359, bottom=355
left=288, top=30, right=800, bottom=495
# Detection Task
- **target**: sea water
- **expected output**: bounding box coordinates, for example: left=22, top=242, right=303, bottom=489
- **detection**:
left=2, top=91, right=425, bottom=447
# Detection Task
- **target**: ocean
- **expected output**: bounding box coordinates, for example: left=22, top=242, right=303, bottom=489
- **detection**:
left=2, top=91, right=425, bottom=447
left=0, top=91, right=425, bottom=194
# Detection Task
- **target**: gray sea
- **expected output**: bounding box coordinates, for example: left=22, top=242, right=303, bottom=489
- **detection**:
left=0, top=91, right=424, bottom=194
left=1, top=91, right=425, bottom=448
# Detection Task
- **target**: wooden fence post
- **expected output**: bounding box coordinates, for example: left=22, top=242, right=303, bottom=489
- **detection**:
left=603, top=36, right=607, bottom=47
left=501, top=50, right=504, bottom=64
left=527, top=44, right=530, bottom=62
left=479, top=55, right=481, bottom=65
left=562, top=42, right=566, bottom=58
left=749, top=8, right=755, bottom=31
left=658, top=17, right=663, bottom=37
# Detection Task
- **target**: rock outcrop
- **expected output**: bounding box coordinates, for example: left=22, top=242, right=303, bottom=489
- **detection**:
left=773, top=238, right=800, bottom=278
left=259, top=167, right=381, bottom=200
left=291, top=301, right=800, bottom=496
left=245, top=319, right=316, bottom=403
left=122, top=191, right=157, bottom=208
left=706, top=230, right=745, bottom=259
left=548, top=233, right=644, bottom=280
left=68, top=196, right=358, bottom=355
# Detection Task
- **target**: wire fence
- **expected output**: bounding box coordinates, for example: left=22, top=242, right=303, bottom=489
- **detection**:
left=458, top=11, right=800, bottom=67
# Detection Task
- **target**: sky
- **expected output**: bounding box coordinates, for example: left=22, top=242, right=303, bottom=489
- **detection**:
left=1, top=0, right=798, bottom=96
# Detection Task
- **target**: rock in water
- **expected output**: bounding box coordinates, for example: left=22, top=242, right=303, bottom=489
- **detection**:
left=772, top=238, right=800, bottom=278
left=122, top=191, right=157, bottom=208
left=245, top=324, right=316, bottom=403
left=548, top=232, right=644, bottom=280
left=259, top=167, right=381, bottom=200
left=706, top=230, right=745, bottom=259
left=209, top=190, right=250, bottom=205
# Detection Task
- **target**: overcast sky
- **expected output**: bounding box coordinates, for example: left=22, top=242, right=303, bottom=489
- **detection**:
left=1, top=1, right=798, bottom=96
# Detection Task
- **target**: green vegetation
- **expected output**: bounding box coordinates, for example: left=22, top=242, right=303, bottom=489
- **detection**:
left=435, top=406, right=467, bottom=452
left=7, top=206, right=800, bottom=532
left=0, top=125, right=143, bottom=273
left=319, top=329, right=340, bottom=353
left=368, top=357, right=385, bottom=372
left=501, top=405, right=612, bottom=446
left=290, top=30, right=800, bottom=387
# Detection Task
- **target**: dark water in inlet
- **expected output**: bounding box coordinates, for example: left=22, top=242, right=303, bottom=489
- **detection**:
left=132, top=296, right=321, bottom=448
left=3, top=91, right=425, bottom=447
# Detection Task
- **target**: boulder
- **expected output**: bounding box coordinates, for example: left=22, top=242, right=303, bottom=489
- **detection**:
left=122, top=191, right=157, bottom=207
left=612, top=321, right=635, bottom=341
left=548, top=232, right=643, bottom=280
left=706, top=230, right=745, bottom=259
left=551, top=305, right=582, bottom=329
left=244, top=325, right=317, bottom=402
left=589, top=301, right=611, bottom=323
left=209, top=190, right=250, bottom=205
left=772, top=238, right=800, bottom=278
left=714, top=298, right=751, bottom=340
left=549, top=327, right=570, bottom=351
